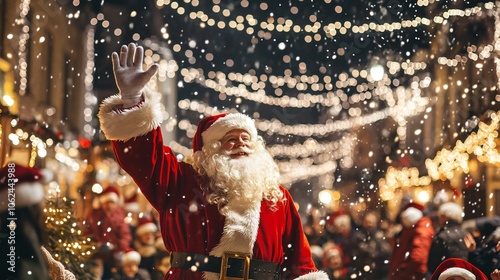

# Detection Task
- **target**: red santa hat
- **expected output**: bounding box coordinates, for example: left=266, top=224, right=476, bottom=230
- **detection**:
left=326, top=210, right=351, bottom=228
left=192, top=113, right=258, bottom=153
left=438, top=202, right=464, bottom=223
left=430, top=258, right=488, bottom=280
left=135, top=216, right=158, bottom=237
left=121, top=248, right=141, bottom=265
left=124, top=192, right=140, bottom=213
left=99, top=186, right=120, bottom=204
left=0, top=163, right=47, bottom=212
left=433, top=190, right=450, bottom=205
left=400, top=201, right=425, bottom=227
left=324, top=245, right=343, bottom=259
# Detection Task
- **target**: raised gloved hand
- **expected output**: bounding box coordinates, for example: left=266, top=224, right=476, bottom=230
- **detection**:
left=112, top=43, right=159, bottom=108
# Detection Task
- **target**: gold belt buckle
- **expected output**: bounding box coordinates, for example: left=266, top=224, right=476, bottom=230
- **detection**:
left=220, top=251, right=251, bottom=280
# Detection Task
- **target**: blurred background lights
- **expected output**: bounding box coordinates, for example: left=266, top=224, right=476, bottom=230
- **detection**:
left=91, top=183, right=103, bottom=194
left=370, top=64, right=385, bottom=81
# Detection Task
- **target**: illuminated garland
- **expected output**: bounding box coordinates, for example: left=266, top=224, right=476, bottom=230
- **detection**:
left=280, top=161, right=338, bottom=186
left=156, top=0, right=493, bottom=42
left=426, top=112, right=500, bottom=180
left=379, top=167, right=432, bottom=201
left=494, top=1, right=500, bottom=91
left=379, top=111, right=500, bottom=196
left=17, top=0, right=31, bottom=96
left=177, top=93, right=429, bottom=137
left=437, top=44, right=495, bottom=67
left=83, top=27, right=96, bottom=139
left=180, top=68, right=430, bottom=110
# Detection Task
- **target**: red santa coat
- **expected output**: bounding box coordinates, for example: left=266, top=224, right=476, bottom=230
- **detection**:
left=98, top=88, right=328, bottom=280
left=389, top=216, right=434, bottom=280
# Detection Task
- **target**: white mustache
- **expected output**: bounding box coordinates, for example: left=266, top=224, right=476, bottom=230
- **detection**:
left=223, top=146, right=254, bottom=156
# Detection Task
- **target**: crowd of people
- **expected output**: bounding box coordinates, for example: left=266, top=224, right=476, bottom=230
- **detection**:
left=83, top=186, right=171, bottom=280
left=80, top=182, right=500, bottom=280
left=5, top=162, right=500, bottom=280
left=302, top=194, right=500, bottom=280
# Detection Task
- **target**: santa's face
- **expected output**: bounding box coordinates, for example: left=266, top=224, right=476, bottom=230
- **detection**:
left=443, top=277, right=466, bottom=280
left=221, top=129, right=253, bottom=159
left=201, top=133, right=281, bottom=210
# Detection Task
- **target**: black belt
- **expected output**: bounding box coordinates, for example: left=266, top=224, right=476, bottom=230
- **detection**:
left=170, top=251, right=281, bottom=280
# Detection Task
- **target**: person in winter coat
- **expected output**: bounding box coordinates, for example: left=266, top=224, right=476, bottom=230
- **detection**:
left=84, top=186, right=132, bottom=279
left=97, top=42, right=328, bottom=279
left=427, top=202, right=469, bottom=275
left=322, top=243, right=350, bottom=280
left=132, top=217, right=159, bottom=277
left=110, top=249, right=151, bottom=280
left=464, top=216, right=500, bottom=280
left=350, top=211, right=391, bottom=280
left=0, top=163, right=76, bottom=280
left=389, top=202, right=434, bottom=280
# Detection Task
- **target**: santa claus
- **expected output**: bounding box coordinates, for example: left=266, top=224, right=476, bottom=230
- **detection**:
left=98, top=42, right=328, bottom=280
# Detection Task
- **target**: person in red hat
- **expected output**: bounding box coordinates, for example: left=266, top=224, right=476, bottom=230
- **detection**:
left=318, top=210, right=353, bottom=269
left=97, top=43, right=328, bottom=279
left=84, top=186, right=132, bottom=279
left=430, top=258, right=488, bottom=280
left=388, top=201, right=435, bottom=280
left=322, top=243, right=349, bottom=280
left=132, top=216, right=159, bottom=277
left=427, top=202, right=469, bottom=275
left=110, top=248, right=151, bottom=280
left=0, top=162, right=76, bottom=280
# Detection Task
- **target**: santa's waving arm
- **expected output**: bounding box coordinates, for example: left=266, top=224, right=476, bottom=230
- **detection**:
left=98, top=43, right=188, bottom=210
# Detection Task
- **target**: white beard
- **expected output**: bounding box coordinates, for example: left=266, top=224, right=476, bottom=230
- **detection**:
left=201, top=144, right=282, bottom=280
left=201, top=144, right=281, bottom=213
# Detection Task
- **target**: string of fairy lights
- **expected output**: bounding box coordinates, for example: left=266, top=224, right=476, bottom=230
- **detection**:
left=156, top=0, right=494, bottom=43
left=379, top=111, right=500, bottom=198
left=83, top=27, right=97, bottom=139
left=44, top=184, right=95, bottom=262
left=16, top=0, right=30, bottom=97
left=176, top=91, right=429, bottom=138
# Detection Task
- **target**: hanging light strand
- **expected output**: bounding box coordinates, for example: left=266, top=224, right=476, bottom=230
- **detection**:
left=157, top=0, right=494, bottom=42
left=17, top=0, right=31, bottom=96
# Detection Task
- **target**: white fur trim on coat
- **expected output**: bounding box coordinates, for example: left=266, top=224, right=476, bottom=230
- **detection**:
left=438, top=267, right=476, bottom=280
left=0, top=182, right=45, bottom=212
left=203, top=201, right=261, bottom=280
left=202, top=113, right=258, bottom=147
left=294, top=271, right=330, bottom=280
left=98, top=87, right=165, bottom=141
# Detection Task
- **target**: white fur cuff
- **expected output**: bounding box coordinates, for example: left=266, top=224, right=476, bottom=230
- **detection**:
left=294, top=271, right=329, bottom=280
left=98, top=87, right=165, bottom=141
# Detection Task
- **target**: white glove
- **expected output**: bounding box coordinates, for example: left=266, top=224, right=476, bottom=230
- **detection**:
left=111, top=43, right=159, bottom=108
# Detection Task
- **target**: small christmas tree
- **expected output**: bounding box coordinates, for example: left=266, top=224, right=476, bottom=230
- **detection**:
left=44, top=187, right=96, bottom=279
